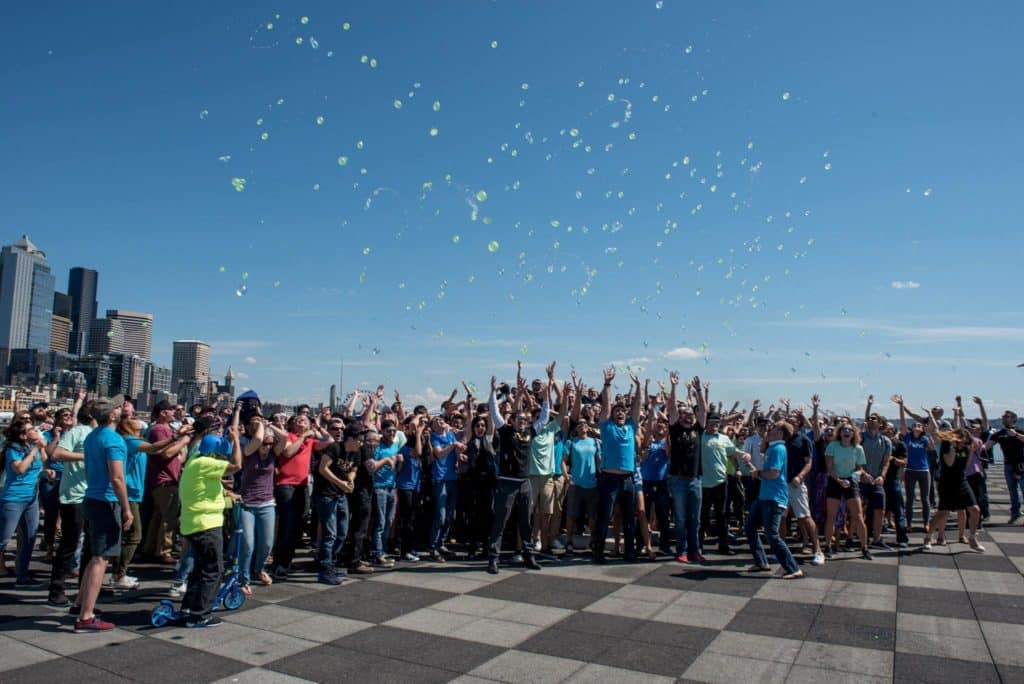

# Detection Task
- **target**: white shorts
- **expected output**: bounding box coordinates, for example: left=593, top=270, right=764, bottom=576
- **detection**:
left=788, top=482, right=811, bottom=520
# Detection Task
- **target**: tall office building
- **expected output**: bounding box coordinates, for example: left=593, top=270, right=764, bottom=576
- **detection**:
left=68, top=267, right=98, bottom=356
left=171, top=340, right=210, bottom=395
left=106, top=309, right=152, bottom=360
left=0, top=236, right=56, bottom=351
left=50, top=291, right=72, bottom=354
left=87, top=317, right=124, bottom=355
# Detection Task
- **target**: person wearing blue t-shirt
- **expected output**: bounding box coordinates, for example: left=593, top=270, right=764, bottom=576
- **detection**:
left=592, top=367, right=643, bottom=563
left=0, top=418, right=47, bottom=586
left=745, top=422, right=803, bottom=579
left=428, top=417, right=465, bottom=561
left=895, top=396, right=933, bottom=532
left=562, top=421, right=601, bottom=555
left=639, top=416, right=672, bottom=555
left=396, top=416, right=426, bottom=561
left=369, top=420, right=403, bottom=565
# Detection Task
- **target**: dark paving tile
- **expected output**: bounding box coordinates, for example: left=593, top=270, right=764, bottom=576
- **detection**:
left=893, top=652, right=999, bottom=684
left=995, top=541, right=1024, bottom=556
left=832, top=562, right=898, bottom=585
left=953, top=552, right=1020, bottom=573
left=268, top=642, right=453, bottom=683
left=997, top=663, right=1024, bottom=683
left=897, top=586, right=976, bottom=619
left=330, top=625, right=503, bottom=673
left=725, top=610, right=816, bottom=639
left=468, top=573, right=620, bottom=610
left=281, top=585, right=452, bottom=623
left=631, top=620, right=718, bottom=651
left=1, top=657, right=137, bottom=684
left=593, top=640, right=700, bottom=678
left=816, top=605, right=894, bottom=629
left=635, top=567, right=764, bottom=597
left=897, top=551, right=958, bottom=568
left=556, top=611, right=647, bottom=639
left=73, top=636, right=250, bottom=683
left=518, top=626, right=620, bottom=661
left=806, top=618, right=895, bottom=650
left=969, top=591, right=1024, bottom=624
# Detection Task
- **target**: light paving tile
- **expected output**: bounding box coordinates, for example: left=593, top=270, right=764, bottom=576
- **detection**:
left=429, top=594, right=573, bottom=627
left=705, top=630, right=803, bottom=663
left=785, top=664, right=890, bottom=683
left=368, top=569, right=497, bottom=593
left=828, top=581, right=896, bottom=600
left=678, top=590, right=753, bottom=612
left=468, top=649, right=588, bottom=683
left=604, top=583, right=684, bottom=604
left=211, top=667, right=318, bottom=684
left=566, top=662, right=675, bottom=683
left=683, top=652, right=790, bottom=683
left=447, top=616, right=546, bottom=648
left=755, top=581, right=829, bottom=605
left=153, top=620, right=319, bottom=665
left=896, top=613, right=983, bottom=639
left=1, top=616, right=142, bottom=656
left=898, top=566, right=964, bottom=592
left=895, top=630, right=992, bottom=663
left=281, top=613, right=375, bottom=643
left=223, top=604, right=322, bottom=629
left=384, top=607, right=481, bottom=636
left=653, top=603, right=740, bottom=630
left=582, top=595, right=667, bottom=620
left=795, top=641, right=893, bottom=678
left=982, top=530, right=1024, bottom=544
left=535, top=560, right=659, bottom=584
left=980, top=621, right=1024, bottom=666
left=961, top=569, right=1024, bottom=594
left=821, top=591, right=896, bottom=612
left=0, top=634, right=61, bottom=673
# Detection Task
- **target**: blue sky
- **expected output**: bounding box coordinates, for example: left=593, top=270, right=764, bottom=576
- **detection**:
left=3, top=1, right=1023, bottom=414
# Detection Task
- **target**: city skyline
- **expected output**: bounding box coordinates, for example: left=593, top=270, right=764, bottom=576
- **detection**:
left=3, top=3, right=1024, bottom=413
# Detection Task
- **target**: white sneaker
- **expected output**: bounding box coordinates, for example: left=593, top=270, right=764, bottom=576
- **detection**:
left=968, top=536, right=986, bottom=553
left=922, top=541, right=933, bottom=551
left=810, top=551, right=825, bottom=566
left=111, top=575, right=140, bottom=590
left=533, top=539, right=542, bottom=553
left=169, top=582, right=187, bottom=598
left=402, top=552, right=420, bottom=562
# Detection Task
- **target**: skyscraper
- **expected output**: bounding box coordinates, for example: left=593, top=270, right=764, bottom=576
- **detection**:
left=50, top=291, right=72, bottom=354
left=171, top=340, right=210, bottom=395
left=68, top=267, right=98, bottom=356
left=106, top=309, right=152, bottom=360
left=87, top=317, right=124, bottom=355
left=0, top=235, right=56, bottom=351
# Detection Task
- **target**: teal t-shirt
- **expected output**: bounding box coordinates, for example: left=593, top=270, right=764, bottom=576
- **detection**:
left=566, top=437, right=600, bottom=488
left=84, top=427, right=127, bottom=503
left=124, top=435, right=147, bottom=502
left=530, top=419, right=562, bottom=476
left=2, top=444, right=42, bottom=502
left=58, top=425, right=93, bottom=505
left=758, top=442, right=789, bottom=507
left=600, top=418, right=637, bottom=472
left=700, top=432, right=737, bottom=488
left=825, top=441, right=866, bottom=479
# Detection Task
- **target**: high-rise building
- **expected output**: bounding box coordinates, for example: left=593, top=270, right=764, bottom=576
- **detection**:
left=87, top=317, right=124, bottom=355
left=70, top=353, right=115, bottom=396
left=106, top=309, right=152, bottom=360
left=108, top=352, right=146, bottom=399
left=68, top=267, right=98, bottom=356
left=50, top=291, right=72, bottom=354
left=0, top=236, right=56, bottom=352
left=141, top=361, right=172, bottom=410
left=172, top=340, right=210, bottom=395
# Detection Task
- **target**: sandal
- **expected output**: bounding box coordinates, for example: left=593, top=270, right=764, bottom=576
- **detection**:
left=259, top=571, right=273, bottom=586
left=747, top=564, right=771, bottom=573
left=782, top=570, right=805, bottom=580
left=241, top=584, right=253, bottom=597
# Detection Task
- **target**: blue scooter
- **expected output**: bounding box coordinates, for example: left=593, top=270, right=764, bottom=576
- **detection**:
left=150, top=505, right=247, bottom=627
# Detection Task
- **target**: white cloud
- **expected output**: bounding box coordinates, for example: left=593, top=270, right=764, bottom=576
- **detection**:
left=234, top=370, right=250, bottom=380
left=243, top=356, right=257, bottom=365
left=891, top=280, right=921, bottom=290
left=661, top=347, right=703, bottom=360
left=608, top=356, right=651, bottom=367
left=404, top=387, right=450, bottom=409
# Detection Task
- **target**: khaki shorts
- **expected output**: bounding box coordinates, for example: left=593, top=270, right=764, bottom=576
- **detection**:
left=788, top=482, right=811, bottom=519
left=529, top=475, right=556, bottom=516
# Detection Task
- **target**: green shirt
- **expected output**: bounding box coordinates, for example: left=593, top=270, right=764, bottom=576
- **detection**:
left=825, top=441, right=866, bottom=479
left=700, top=432, right=737, bottom=488
left=178, top=455, right=229, bottom=535
left=530, top=420, right=562, bottom=476
left=58, top=425, right=94, bottom=505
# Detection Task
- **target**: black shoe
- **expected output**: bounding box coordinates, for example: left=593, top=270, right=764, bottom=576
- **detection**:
left=186, top=615, right=223, bottom=628
left=861, top=548, right=874, bottom=561
left=511, top=553, right=523, bottom=564
left=47, top=592, right=71, bottom=608
left=717, top=547, right=737, bottom=556
left=486, top=560, right=499, bottom=575
left=14, top=575, right=45, bottom=589
left=592, top=554, right=607, bottom=565
left=523, top=556, right=541, bottom=570
left=872, top=540, right=894, bottom=551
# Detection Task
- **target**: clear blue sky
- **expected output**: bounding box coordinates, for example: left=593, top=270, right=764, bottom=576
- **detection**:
left=3, top=1, right=1023, bottom=414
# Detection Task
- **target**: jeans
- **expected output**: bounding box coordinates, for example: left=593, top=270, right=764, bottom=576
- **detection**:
left=239, top=504, right=275, bottom=584
left=316, top=495, right=349, bottom=571
left=49, top=502, right=84, bottom=596
left=904, top=469, right=931, bottom=531
left=371, top=488, right=396, bottom=557
left=0, top=498, right=40, bottom=581
left=182, top=527, right=224, bottom=619
left=593, top=472, right=636, bottom=560
left=1004, top=462, right=1023, bottom=519
left=668, top=476, right=702, bottom=557
left=273, top=484, right=307, bottom=571
left=745, top=499, right=799, bottom=574
left=39, top=477, right=61, bottom=549
left=642, top=480, right=672, bottom=551
left=429, top=480, right=458, bottom=551
left=349, top=489, right=372, bottom=566
left=884, top=480, right=910, bottom=544
left=489, top=478, right=534, bottom=561
left=700, top=482, right=730, bottom=551
left=396, top=488, right=419, bottom=554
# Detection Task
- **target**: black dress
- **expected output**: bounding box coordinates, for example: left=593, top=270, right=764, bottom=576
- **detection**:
left=936, top=443, right=976, bottom=512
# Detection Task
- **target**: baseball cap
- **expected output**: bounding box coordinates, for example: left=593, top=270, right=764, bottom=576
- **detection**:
left=344, top=423, right=371, bottom=440
left=706, top=412, right=721, bottom=422
left=30, top=401, right=49, bottom=411
left=88, top=394, right=124, bottom=422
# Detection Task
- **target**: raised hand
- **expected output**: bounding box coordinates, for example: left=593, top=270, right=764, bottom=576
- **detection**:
left=629, top=372, right=641, bottom=387
left=867, top=394, right=874, bottom=405
left=603, top=367, right=616, bottom=383
left=890, top=394, right=903, bottom=405
left=546, top=361, right=556, bottom=380
left=972, top=396, right=984, bottom=406
left=811, top=394, right=821, bottom=409
left=669, top=371, right=679, bottom=386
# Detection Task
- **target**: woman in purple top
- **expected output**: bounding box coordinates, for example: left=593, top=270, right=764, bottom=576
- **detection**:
left=238, top=416, right=279, bottom=590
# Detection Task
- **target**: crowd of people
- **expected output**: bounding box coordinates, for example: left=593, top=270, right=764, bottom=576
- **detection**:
left=2, top=363, right=1023, bottom=633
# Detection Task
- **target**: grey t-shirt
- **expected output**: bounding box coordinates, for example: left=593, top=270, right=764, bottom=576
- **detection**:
left=860, top=431, right=892, bottom=478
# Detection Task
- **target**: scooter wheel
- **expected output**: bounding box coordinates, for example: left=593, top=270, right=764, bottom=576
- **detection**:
left=223, top=586, right=245, bottom=610
left=151, top=601, right=176, bottom=627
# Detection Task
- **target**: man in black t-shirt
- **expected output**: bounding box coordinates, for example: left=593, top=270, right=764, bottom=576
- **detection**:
left=666, top=372, right=707, bottom=563
left=313, top=421, right=357, bottom=584
left=984, top=409, right=1024, bottom=523
left=785, top=424, right=826, bottom=564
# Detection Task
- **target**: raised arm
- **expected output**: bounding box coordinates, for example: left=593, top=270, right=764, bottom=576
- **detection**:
left=952, top=396, right=965, bottom=429
left=71, top=388, right=86, bottom=425
left=892, top=394, right=908, bottom=437
left=489, top=375, right=506, bottom=430
left=811, top=394, right=822, bottom=442
left=864, top=394, right=874, bottom=423
left=667, top=371, right=680, bottom=425
left=393, top=389, right=406, bottom=422
left=599, top=367, right=615, bottom=423
left=462, top=382, right=475, bottom=442
left=630, top=374, right=643, bottom=425
left=344, top=389, right=360, bottom=419
left=973, top=396, right=989, bottom=430
left=692, top=375, right=708, bottom=428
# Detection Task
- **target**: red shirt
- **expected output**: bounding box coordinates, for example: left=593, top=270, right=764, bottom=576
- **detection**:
left=146, top=422, right=181, bottom=487
left=275, top=433, right=316, bottom=486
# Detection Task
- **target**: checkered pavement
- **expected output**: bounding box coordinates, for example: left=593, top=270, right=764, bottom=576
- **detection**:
left=3, top=479, right=1024, bottom=683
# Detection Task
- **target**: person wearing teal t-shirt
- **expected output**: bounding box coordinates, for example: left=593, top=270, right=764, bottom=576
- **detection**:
left=0, top=417, right=47, bottom=587
left=745, top=422, right=803, bottom=579
left=823, top=424, right=872, bottom=560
